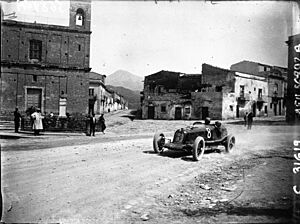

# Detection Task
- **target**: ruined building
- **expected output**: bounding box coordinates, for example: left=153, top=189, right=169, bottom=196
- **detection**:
left=141, top=70, right=202, bottom=119
left=1, top=0, right=92, bottom=119
left=141, top=64, right=271, bottom=120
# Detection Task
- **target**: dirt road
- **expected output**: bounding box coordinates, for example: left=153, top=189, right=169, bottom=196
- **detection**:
left=1, top=113, right=300, bottom=223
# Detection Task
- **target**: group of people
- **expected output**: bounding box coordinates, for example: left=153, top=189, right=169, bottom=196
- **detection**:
left=88, top=113, right=106, bottom=136
left=15, top=107, right=106, bottom=136
left=14, top=107, right=44, bottom=135
left=244, top=111, right=254, bottom=130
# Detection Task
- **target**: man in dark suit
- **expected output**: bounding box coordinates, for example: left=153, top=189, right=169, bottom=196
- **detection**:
left=14, top=108, right=22, bottom=133
left=247, top=112, right=253, bottom=130
left=90, top=113, right=96, bottom=136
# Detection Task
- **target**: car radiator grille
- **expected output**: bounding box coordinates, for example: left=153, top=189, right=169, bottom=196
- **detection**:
left=173, top=130, right=184, bottom=143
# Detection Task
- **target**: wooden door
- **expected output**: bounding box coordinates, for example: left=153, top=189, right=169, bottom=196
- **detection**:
left=27, top=88, right=42, bottom=110
left=175, top=107, right=182, bottom=120
left=148, top=106, right=155, bottom=119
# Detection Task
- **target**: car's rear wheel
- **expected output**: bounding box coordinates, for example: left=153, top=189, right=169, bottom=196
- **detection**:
left=225, top=135, right=235, bottom=153
left=153, top=132, right=165, bottom=154
left=193, top=136, right=205, bottom=161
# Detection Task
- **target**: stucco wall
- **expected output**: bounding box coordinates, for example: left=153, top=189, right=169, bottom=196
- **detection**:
left=234, top=72, right=268, bottom=117
left=192, top=92, right=223, bottom=120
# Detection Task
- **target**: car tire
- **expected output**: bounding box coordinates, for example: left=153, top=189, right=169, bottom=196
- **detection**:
left=225, top=134, right=235, bottom=153
left=193, top=136, right=205, bottom=161
left=153, top=132, right=165, bottom=154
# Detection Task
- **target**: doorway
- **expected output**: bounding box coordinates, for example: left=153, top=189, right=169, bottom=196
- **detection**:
left=274, top=103, right=277, bottom=116
left=236, top=105, right=240, bottom=118
left=202, top=107, right=209, bottom=120
left=148, top=106, right=155, bottom=119
left=89, top=99, right=95, bottom=115
left=27, top=88, right=42, bottom=110
left=175, top=107, right=182, bottom=120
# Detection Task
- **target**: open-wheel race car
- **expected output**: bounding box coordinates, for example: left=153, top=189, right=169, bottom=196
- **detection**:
left=153, top=119, right=235, bottom=161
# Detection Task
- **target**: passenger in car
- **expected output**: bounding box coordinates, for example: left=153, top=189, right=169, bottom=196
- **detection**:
left=204, top=117, right=211, bottom=125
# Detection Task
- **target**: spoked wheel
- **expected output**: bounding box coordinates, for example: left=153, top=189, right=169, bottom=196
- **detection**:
left=225, top=135, right=235, bottom=153
left=153, top=132, right=165, bottom=154
left=192, top=136, right=205, bottom=161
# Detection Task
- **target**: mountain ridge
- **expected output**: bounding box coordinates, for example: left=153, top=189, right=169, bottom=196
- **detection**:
left=106, top=70, right=144, bottom=91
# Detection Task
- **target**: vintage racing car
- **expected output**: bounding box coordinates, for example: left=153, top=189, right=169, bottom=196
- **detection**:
left=153, top=119, right=235, bottom=161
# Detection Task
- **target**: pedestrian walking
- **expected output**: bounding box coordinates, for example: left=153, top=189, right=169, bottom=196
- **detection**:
left=99, top=114, right=106, bottom=134
left=247, top=111, right=253, bottom=130
left=90, top=113, right=97, bottom=136
left=31, top=108, right=44, bottom=135
left=244, top=112, right=248, bottom=127
left=14, top=108, right=22, bottom=133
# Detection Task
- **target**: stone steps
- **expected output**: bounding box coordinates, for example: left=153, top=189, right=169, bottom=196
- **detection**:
left=0, top=120, right=14, bottom=130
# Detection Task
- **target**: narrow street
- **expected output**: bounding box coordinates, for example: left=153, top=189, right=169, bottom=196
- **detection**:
left=1, top=113, right=299, bottom=223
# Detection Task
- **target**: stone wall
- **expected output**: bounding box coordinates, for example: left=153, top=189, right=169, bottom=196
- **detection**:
left=141, top=92, right=193, bottom=120
left=191, top=92, right=223, bottom=120
left=0, top=67, right=89, bottom=118
left=1, top=21, right=91, bottom=68
left=1, top=8, right=91, bottom=120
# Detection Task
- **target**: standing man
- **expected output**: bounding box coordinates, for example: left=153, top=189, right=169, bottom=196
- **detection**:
left=90, top=113, right=96, bottom=136
left=244, top=112, right=248, bottom=127
left=14, top=108, right=22, bottom=133
left=247, top=111, right=253, bottom=130
left=99, top=114, right=106, bottom=134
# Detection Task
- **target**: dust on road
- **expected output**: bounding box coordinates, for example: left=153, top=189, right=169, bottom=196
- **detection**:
left=1, top=114, right=299, bottom=223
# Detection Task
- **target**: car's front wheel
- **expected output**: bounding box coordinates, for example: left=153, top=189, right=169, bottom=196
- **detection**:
left=153, top=132, right=165, bottom=154
left=193, top=136, right=205, bottom=161
left=225, top=134, right=235, bottom=153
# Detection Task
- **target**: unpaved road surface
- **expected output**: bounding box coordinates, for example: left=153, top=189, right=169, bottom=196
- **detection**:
left=1, top=113, right=300, bottom=223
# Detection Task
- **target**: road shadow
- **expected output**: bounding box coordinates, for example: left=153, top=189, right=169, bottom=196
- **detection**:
left=143, top=150, right=157, bottom=154
left=182, top=205, right=293, bottom=220
left=143, top=147, right=223, bottom=161
left=143, top=150, right=189, bottom=159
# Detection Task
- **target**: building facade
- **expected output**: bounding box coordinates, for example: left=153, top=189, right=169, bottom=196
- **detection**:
left=141, top=64, right=269, bottom=120
left=141, top=70, right=202, bottom=120
left=1, top=0, right=91, bottom=119
left=200, top=64, right=268, bottom=120
left=230, top=60, right=287, bottom=117
left=89, top=72, right=128, bottom=115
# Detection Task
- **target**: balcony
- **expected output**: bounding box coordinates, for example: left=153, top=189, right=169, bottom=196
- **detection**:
left=237, top=96, right=246, bottom=105
left=257, top=96, right=264, bottom=102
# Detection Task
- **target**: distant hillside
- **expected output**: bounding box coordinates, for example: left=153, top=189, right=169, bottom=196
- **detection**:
left=106, top=70, right=144, bottom=91
left=107, top=85, right=141, bottom=109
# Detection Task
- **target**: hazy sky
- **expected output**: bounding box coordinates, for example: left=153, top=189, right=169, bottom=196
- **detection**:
left=90, top=1, right=295, bottom=77
left=1, top=0, right=298, bottom=77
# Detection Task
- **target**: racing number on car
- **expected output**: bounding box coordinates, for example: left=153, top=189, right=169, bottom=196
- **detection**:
left=206, top=128, right=211, bottom=139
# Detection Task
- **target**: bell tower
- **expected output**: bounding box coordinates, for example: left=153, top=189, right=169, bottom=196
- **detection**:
left=69, top=0, right=91, bottom=31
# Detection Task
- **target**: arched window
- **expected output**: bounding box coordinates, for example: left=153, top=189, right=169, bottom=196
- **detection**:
left=75, top=8, right=84, bottom=26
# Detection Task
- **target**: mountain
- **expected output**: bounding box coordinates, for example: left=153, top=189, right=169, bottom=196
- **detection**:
left=106, top=85, right=141, bottom=109
left=106, top=70, right=144, bottom=91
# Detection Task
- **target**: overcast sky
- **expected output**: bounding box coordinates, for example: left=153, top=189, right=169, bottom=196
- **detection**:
left=90, top=1, right=296, bottom=77
left=1, top=0, right=299, bottom=77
